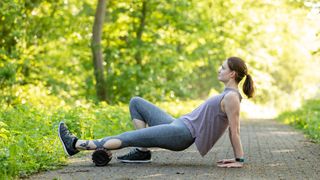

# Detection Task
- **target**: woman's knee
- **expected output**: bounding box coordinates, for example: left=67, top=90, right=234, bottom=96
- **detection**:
left=129, top=96, right=143, bottom=108
left=129, top=97, right=144, bottom=120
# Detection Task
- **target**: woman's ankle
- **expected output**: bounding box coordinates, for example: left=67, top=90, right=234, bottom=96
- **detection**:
left=75, top=140, right=97, bottom=150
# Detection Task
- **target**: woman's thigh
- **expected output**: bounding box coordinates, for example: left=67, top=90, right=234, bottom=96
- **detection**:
left=129, top=97, right=175, bottom=126
left=117, top=119, right=194, bottom=151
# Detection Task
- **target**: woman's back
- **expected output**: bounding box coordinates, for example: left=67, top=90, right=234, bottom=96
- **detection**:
left=180, top=88, right=242, bottom=156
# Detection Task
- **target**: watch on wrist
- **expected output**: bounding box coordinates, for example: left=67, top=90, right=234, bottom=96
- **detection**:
left=235, top=158, right=245, bottom=162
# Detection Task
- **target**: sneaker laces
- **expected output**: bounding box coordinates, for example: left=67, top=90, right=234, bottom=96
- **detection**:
left=124, top=148, right=140, bottom=158
left=62, top=125, right=74, bottom=137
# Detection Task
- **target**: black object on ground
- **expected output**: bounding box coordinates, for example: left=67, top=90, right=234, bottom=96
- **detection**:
left=92, top=148, right=112, bottom=166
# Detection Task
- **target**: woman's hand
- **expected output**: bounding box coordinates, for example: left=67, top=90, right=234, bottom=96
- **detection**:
left=216, top=158, right=236, bottom=164
left=217, top=158, right=243, bottom=168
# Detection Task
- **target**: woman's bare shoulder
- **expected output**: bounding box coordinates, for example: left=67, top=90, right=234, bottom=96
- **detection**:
left=224, top=91, right=240, bottom=102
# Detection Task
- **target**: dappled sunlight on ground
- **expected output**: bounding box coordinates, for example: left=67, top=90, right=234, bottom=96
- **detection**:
left=143, top=173, right=166, bottom=178
left=271, top=149, right=295, bottom=153
left=270, top=131, right=299, bottom=135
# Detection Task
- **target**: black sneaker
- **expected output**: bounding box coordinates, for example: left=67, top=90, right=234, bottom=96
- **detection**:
left=117, top=148, right=151, bottom=163
left=58, top=122, right=79, bottom=156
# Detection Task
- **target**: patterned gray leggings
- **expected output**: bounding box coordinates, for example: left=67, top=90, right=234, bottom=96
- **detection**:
left=99, top=97, right=194, bottom=151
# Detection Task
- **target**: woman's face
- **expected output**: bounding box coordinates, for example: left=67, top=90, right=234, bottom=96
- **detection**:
left=218, top=60, right=233, bottom=82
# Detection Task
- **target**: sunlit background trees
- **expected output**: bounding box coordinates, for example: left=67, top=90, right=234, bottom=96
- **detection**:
left=1, top=0, right=319, bottom=108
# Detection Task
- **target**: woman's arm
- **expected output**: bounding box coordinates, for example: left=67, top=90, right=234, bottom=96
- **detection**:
left=225, top=92, right=243, bottom=158
left=217, top=92, right=244, bottom=168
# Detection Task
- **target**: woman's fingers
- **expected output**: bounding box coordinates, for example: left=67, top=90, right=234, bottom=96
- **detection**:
left=216, top=159, right=224, bottom=163
left=217, top=162, right=243, bottom=168
left=216, top=159, right=235, bottom=164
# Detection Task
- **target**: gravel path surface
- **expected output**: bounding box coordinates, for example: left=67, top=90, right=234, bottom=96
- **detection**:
left=30, top=119, right=320, bottom=179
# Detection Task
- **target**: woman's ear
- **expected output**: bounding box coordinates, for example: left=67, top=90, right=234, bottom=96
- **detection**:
left=230, top=71, right=236, bottom=79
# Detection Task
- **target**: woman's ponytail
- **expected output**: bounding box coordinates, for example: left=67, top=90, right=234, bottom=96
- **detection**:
left=227, top=57, right=255, bottom=98
left=243, top=74, right=254, bottom=98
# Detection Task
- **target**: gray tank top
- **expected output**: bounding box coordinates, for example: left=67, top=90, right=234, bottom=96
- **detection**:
left=179, top=88, right=242, bottom=156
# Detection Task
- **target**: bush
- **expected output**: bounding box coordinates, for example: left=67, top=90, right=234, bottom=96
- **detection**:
left=278, top=99, right=320, bottom=143
left=0, top=102, right=132, bottom=179
left=0, top=95, right=203, bottom=179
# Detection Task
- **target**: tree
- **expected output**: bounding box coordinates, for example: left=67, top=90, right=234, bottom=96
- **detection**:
left=92, top=0, right=107, bottom=101
left=134, top=0, right=147, bottom=84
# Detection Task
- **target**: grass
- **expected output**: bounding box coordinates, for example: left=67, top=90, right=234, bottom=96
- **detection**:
left=0, top=101, right=131, bottom=179
left=277, top=99, right=320, bottom=143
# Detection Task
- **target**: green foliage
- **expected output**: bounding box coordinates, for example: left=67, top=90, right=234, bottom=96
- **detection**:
left=0, top=94, right=201, bottom=179
left=0, top=100, right=132, bottom=179
left=0, top=63, right=16, bottom=106
left=1, top=0, right=318, bottom=107
left=278, top=99, right=320, bottom=143
left=0, top=104, right=63, bottom=178
left=103, top=0, right=226, bottom=102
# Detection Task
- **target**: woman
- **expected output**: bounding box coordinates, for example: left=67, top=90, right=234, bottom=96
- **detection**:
left=58, top=56, right=254, bottom=168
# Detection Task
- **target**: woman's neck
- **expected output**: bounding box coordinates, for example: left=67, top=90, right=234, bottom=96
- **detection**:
left=224, top=80, right=238, bottom=90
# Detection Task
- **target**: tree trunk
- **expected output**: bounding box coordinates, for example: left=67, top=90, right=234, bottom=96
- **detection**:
left=91, top=0, right=107, bottom=101
left=134, top=0, right=147, bottom=86
left=135, top=0, right=147, bottom=65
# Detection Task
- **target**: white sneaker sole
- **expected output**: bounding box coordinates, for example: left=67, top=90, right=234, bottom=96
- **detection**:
left=117, top=158, right=152, bottom=163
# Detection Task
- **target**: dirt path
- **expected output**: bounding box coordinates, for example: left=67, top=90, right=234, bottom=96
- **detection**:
left=30, top=119, right=320, bottom=179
